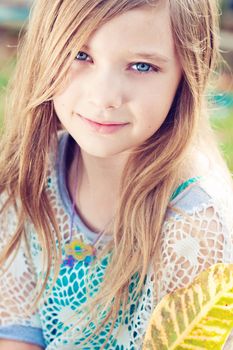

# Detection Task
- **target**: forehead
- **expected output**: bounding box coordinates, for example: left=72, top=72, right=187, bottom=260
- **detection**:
left=84, top=3, right=176, bottom=60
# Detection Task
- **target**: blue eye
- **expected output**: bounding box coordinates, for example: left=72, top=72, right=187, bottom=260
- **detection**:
left=75, top=51, right=90, bottom=61
left=132, top=62, right=155, bottom=73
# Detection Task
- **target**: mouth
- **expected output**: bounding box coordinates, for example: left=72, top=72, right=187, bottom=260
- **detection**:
left=76, top=113, right=129, bottom=134
left=78, top=113, right=128, bottom=126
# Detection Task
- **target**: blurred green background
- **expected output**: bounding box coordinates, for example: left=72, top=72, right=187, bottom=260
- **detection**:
left=0, top=0, right=233, bottom=171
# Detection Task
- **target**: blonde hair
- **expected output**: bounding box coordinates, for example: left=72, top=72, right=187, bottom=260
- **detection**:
left=0, top=0, right=231, bottom=347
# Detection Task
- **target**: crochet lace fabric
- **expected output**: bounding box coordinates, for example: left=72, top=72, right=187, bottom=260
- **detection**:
left=1, top=146, right=233, bottom=349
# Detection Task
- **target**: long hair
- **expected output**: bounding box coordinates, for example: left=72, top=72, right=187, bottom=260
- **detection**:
left=0, top=0, right=231, bottom=346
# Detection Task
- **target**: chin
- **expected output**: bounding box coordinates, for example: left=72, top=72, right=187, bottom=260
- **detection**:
left=77, top=142, right=129, bottom=159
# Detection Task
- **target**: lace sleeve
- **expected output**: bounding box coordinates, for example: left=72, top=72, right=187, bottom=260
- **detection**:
left=0, top=193, right=44, bottom=345
left=153, top=200, right=233, bottom=304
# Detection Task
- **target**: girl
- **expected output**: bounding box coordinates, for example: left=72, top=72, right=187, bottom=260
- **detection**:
left=0, top=0, right=233, bottom=349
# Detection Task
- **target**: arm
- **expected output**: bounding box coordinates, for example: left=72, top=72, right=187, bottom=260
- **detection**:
left=0, top=194, right=45, bottom=349
left=0, top=340, right=44, bottom=350
left=153, top=202, right=233, bottom=304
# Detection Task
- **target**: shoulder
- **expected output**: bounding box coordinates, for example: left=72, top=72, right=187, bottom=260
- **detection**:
left=154, top=170, right=233, bottom=300
left=0, top=192, right=19, bottom=249
left=47, top=130, right=69, bottom=168
left=166, top=168, right=233, bottom=248
left=167, top=169, right=233, bottom=226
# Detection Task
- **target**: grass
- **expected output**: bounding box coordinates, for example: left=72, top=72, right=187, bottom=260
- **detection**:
left=0, top=58, right=233, bottom=173
left=0, top=57, right=15, bottom=129
left=211, top=109, right=233, bottom=173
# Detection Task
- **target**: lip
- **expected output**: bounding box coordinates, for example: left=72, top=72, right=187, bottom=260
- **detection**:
left=77, top=113, right=129, bottom=134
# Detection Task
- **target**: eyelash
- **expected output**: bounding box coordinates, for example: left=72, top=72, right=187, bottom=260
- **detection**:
left=75, top=51, right=160, bottom=74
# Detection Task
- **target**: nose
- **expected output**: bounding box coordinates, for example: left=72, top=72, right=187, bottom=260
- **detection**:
left=87, top=70, right=124, bottom=110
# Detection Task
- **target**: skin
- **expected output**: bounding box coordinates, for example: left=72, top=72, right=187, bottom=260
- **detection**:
left=53, top=3, right=182, bottom=232
left=0, top=340, right=43, bottom=350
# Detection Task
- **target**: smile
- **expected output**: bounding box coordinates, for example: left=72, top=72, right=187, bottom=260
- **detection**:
left=76, top=113, right=129, bottom=134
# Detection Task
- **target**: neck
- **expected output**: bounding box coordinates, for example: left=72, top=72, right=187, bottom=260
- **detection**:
left=80, top=150, right=128, bottom=190
left=68, top=146, right=130, bottom=232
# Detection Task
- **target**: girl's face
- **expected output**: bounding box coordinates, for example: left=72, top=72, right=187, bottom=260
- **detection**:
left=53, top=3, right=182, bottom=159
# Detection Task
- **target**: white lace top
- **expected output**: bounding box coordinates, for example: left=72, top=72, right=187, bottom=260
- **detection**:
left=0, top=132, right=233, bottom=349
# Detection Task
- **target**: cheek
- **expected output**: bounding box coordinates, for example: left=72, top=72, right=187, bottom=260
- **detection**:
left=53, top=96, right=67, bottom=118
left=138, top=94, right=169, bottom=122
left=148, top=85, right=177, bottom=114
left=53, top=85, right=76, bottom=116
left=53, top=67, right=82, bottom=114
left=136, top=94, right=173, bottom=133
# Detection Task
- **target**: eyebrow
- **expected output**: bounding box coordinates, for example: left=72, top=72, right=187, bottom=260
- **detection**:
left=81, top=44, right=171, bottom=64
left=127, top=51, right=171, bottom=64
